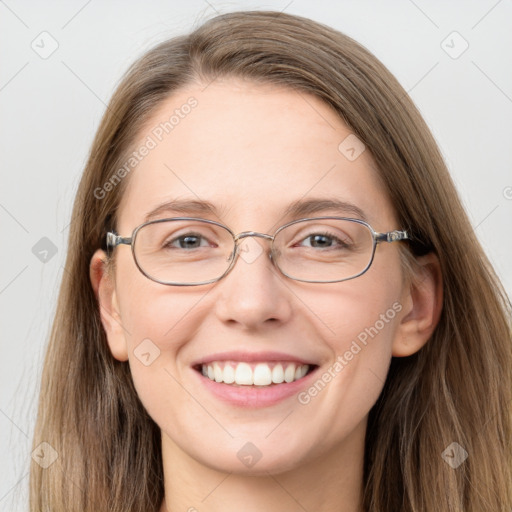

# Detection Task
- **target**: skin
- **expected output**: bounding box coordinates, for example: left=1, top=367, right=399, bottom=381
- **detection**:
left=91, top=78, right=442, bottom=512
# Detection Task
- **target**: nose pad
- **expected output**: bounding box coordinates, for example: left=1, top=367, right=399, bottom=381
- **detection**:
left=225, top=232, right=276, bottom=274
left=221, top=237, right=279, bottom=285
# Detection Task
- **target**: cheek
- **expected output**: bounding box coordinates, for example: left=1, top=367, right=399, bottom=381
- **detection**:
left=312, top=288, right=400, bottom=387
left=115, top=281, right=214, bottom=429
left=330, top=296, right=401, bottom=389
left=307, top=257, right=403, bottom=354
left=294, top=260, right=404, bottom=420
left=115, top=249, right=209, bottom=349
left=113, top=265, right=211, bottom=395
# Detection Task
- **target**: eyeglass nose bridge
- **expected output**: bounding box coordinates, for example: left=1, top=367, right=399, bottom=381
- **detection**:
left=230, top=232, right=277, bottom=268
left=234, top=231, right=275, bottom=243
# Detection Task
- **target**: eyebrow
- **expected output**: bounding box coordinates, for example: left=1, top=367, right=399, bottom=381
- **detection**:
left=144, top=199, right=223, bottom=223
left=282, top=198, right=368, bottom=222
left=143, top=197, right=368, bottom=223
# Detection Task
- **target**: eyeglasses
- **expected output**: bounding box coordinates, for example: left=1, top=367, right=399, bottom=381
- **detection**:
left=105, top=217, right=409, bottom=286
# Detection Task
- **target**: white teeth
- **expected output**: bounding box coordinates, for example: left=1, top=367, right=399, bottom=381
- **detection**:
left=271, top=364, right=284, bottom=383
left=253, top=363, right=272, bottom=386
left=200, top=361, right=310, bottom=386
left=284, top=364, right=295, bottom=383
left=223, top=364, right=235, bottom=384
left=213, top=362, right=223, bottom=383
left=234, top=362, right=253, bottom=385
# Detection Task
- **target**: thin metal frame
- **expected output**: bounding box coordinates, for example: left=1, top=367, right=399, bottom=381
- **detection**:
left=106, top=216, right=409, bottom=286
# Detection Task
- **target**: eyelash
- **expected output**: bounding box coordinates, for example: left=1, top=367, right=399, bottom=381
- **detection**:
left=296, top=232, right=350, bottom=249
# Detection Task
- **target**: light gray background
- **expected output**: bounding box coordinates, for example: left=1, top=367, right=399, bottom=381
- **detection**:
left=1, top=1, right=511, bottom=510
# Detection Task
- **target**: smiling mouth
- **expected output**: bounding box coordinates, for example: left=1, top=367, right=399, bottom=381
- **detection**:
left=194, top=361, right=317, bottom=386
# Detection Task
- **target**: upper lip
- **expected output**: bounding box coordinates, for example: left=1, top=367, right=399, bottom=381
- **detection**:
left=191, top=350, right=317, bottom=367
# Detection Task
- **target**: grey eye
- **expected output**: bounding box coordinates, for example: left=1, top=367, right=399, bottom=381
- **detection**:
left=165, top=234, right=210, bottom=249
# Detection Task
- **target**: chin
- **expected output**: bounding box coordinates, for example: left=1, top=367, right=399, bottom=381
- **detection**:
left=186, top=436, right=315, bottom=476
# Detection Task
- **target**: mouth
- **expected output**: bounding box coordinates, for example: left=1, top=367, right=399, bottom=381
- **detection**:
left=193, top=361, right=318, bottom=387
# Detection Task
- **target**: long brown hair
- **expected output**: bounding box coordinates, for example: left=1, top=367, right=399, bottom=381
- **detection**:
left=30, top=10, right=512, bottom=511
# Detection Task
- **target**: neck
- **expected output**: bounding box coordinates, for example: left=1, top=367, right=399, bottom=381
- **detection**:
left=159, top=420, right=366, bottom=512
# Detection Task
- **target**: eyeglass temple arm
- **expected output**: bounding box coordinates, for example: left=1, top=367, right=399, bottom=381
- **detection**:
left=375, top=230, right=409, bottom=244
left=106, top=232, right=132, bottom=249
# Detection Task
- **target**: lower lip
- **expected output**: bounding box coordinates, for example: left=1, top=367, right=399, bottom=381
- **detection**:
left=193, top=367, right=318, bottom=408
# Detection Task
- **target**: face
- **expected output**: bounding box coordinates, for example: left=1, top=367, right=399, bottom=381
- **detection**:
left=100, top=78, right=411, bottom=475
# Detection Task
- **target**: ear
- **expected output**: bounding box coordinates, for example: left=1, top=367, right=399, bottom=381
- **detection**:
left=392, top=252, right=443, bottom=357
left=90, top=249, right=129, bottom=361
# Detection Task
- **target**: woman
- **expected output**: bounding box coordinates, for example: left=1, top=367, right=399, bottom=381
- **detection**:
left=30, top=10, right=512, bottom=512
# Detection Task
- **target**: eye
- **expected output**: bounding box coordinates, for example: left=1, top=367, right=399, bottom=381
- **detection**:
left=165, top=233, right=212, bottom=249
left=298, top=232, right=350, bottom=249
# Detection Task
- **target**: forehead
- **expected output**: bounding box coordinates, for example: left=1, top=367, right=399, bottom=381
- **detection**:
left=117, top=79, right=395, bottom=232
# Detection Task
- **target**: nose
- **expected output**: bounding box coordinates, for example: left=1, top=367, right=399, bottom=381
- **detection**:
left=213, top=235, right=293, bottom=330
